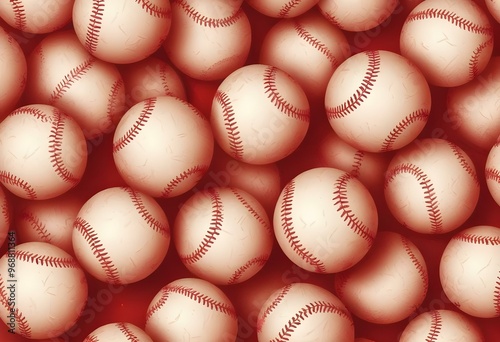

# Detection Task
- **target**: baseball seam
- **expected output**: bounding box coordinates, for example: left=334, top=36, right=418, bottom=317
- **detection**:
left=146, top=287, right=170, bottom=322
left=326, top=50, right=381, bottom=120
left=117, top=322, right=140, bottom=341
left=179, top=188, right=223, bottom=264
left=83, top=335, right=99, bottom=342
left=469, top=38, right=494, bottom=80
left=280, top=180, right=327, bottom=273
left=10, top=0, right=26, bottom=31
left=294, top=21, right=339, bottom=68
left=332, top=173, right=375, bottom=244
left=453, top=232, right=500, bottom=245
left=74, top=217, right=121, bottom=284
left=50, top=57, right=97, bottom=104
left=85, top=0, right=105, bottom=53
left=230, top=188, right=272, bottom=234
left=19, top=211, right=51, bottom=241
left=106, top=78, right=125, bottom=124
left=278, top=0, right=301, bottom=18
left=215, top=90, right=244, bottom=160
left=49, top=109, right=79, bottom=185
left=161, top=164, right=209, bottom=198
left=351, top=150, right=364, bottom=178
left=495, top=273, right=500, bottom=316
left=227, top=255, right=269, bottom=285
left=0, top=276, right=31, bottom=338
left=113, top=97, right=157, bottom=153
left=447, top=141, right=480, bottom=185
left=263, top=66, right=310, bottom=122
left=0, top=172, right=37, bottom=200
left=1, top=195, right=9, bottom=227
left=11, top=106, right=49, bottom=122
left=485, top=167, right=500, bottom=184
left=405, top=9, right=493, bottom=35
left=334, top=272, right=349, bottom=299
left=426, top=310, right=442, bottom=342
left=135, top=0, right=171, bottom=18
left=401, top=235, right=429, bottom=294
left=15, top=250, right=79, bottom=268
left=174, top=0, right=243, bottom=28
left=380, top=109, right=430, bottom=152
left=257, top=284, right=292, bottom=333
left=385, top=163, right=443, bottom=233
left=319, top=9, right=345, bottom=30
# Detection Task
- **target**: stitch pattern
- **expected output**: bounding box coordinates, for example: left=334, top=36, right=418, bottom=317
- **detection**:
left=332, top=173, right=375, bottom=244
left=10, top=0, right=26, bottom=31
left=271, top=301, right=353, bottom=341
left=495, top=272, right=500, bottom=316
left=134, top=0, right=171, bottom=18
left=294, top=21, right=338, bottom=68
left=380, top=109, right=430, bottom=152
left=83, top=335, right=99, bottom=342
left=173, top=0, right=244, bottom=28
left=334, top=272, right=349, bottom=299
left=230, top=188, right=272, bottom=234
left=214, top=90, right=244, bottom=160
left=426, top=310, right=443, bottom=342
left=263, top=66, right=310, bottom=122
left=0, top=171, right=37, bottom=200
left=123, top=187, right=170, bottom=238
left=447, top=141, right=480, bottom=186
left=50, top=57, right=97, bottom=104
left=227, top=255, right=269, bottom=285
left=453, top=232, right=500, bottom=245
left=257, top=284, right=292, bottom=333
left=159, top=63, right=175, bottom=97
left=74, top=217, right=121, bottom=284
left=161, top=164, right=209, bottom=198
left=146, top=287, right=170, bottom=321
left=0, top=275, right=31, bottom=338
left=401, top=235, right=429, bottom=294
left=326, top=50, right=381, bottom=120
left=85, top=0, right=105, bottom=53
left=405, top=8, right=493, bottom=35
left=469, top=38, right=494, bottom=80
left=0, top=195, right=9, bottom=227
left=280, top=180, right=326, bottom=273
left=113, top=97, right=157, bottom=153
left=19, top=211, right=51, bottom=242
left=15, top=250, right=79, bottom=268
left=117, top=322, right=140, bottom=341
left=385, top=163, right=443, bottom=233
left=106, top=78, right=125, bottom=124
left=319, top=9, right=344, bottom=30
left=10, top=106, right=50, bottom=122
left=278, top=0, right=301, bottom=18
left=351, top=150, right=364, bottom=178
left=179, top=188, right=223, bottom=264
left=485, top=167, right=500, bottom=184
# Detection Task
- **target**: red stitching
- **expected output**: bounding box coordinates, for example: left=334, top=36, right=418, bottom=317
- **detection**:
left=319, top=10, right=345, bottom=30
left=230, top=188, right=272, bottom=234
left=123, top=187, right=170, bottom=238
left=146, top=286, right=170, bottom=321
left=83, top=335, right=99, bottom=342
left=485, top=167, right=500, bottom=184
left=380, top=109, right=430, bottom=152
left=179, top=188, right=223, bottom=264
left=10, top=106, right=50, bottom=122
left=469, top=38, right=494, bottom=80
left=74, top=217, right=121, bottom=284
left=278, top=0, right=301, bottom=18
left=294, top=21, right=338, bottom=68
left=50, top=57, right=97, bottom=103
left=263, top=66, right=310, bottom=122
left=447, top=141, right=479, bottom=186
left=227, top=255, right=269, bottom=285
left=15, top=250, right=79, bottom=268
left=106, top=78, right=125, bottom=123
left=326, top=50, right=381, bottom=120
left=134, top=0, right=171, bottom=18
left=351, top=150, right=364, bottom=178
left=280, top=180, right=326, bottom=273
left=161, top=165, right=209, bottom=198
left=173, top=0, right=244, bottom=28
left=0, top=171, right=37, bottom=200
left=385, top=163, right=443, bottom=233
left=113, top=97, right=157, bottom=153
left=405, top=8, right=493, bottom=35
left=117, top=322, right=140, bottom=342
left=10, top=0, right=26, bottom=30
left=85, top=0, right=105, bottom=53
left=334, top=272, right=349, bottom=299
left=257, top=284, right=292, bottom=333
left=19, top=211, right=51, bottom=241
left=270, top=301, right=353, bottom=341
left=426, top=310, right=442, bottom=342
left=0, top=193, right=9, bottom=227
left=453, top=232, right=500, bottom=245
left=214, top=90, right=244, bottom=160
left=332, top=173, right=375, bottom=244
left=495, top=272, right=500, bottom=316
left=0, top=275, right=31, bottom=338
left=159, top=62, right=175, bottom=97
left=401, top=235, right=428, bottom=295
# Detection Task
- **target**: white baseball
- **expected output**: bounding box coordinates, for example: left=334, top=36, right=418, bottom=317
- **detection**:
left=0, top=242, right=88, bottom=339
left=486, top=137, right=500, bottom=207
left=0, top=27, right=26, bottom=120
left=113, top=96, right=214, bottom=198
left=325, top=49, right=431, bottom=153
left=400, top=0, right=494, bottom=87
left=174, top=186, right=273, bottom=285
left=16, top=194, right=83, bottom=254
left=164, top=0, right=251, bottom=81
left=211, top=64, right=310, bottom=165
left=0, top=187, right=10, bottom=249
left=27, top=29, right=126, bottom=139
left=440, top=225, right=500, bottom=318
left=0, top=0, right=73, bottom=34
left=486, top=0, right=500, bottom=23
left=447, top=57, right=500, bottom=150
left=145, top=277, right=238, bottom=342
left=72, top=187, right=170, bottom=285
left=84, top=322, right=153, bottom=342
left=72, top=0, right=172, bottom=64
left=246, top=0, right=319, bottom=18
left=334, top=231, right=428, bottom=324
left=318, top=0, right=398, bottom=32
left=400, top=309, right=485, bottom=342
left=259, top=10, right=351, bottom=101
left=256, top=282, right=355, bottom=342
left=0, top=104, right=87, bottom=200
left=384, top=138, right=480, bottom=234
left=274, top=167, right=378, bottom=274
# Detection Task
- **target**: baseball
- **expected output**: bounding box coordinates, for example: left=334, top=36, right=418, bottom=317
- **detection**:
left=113, top=96, right=214, bottom=198
left=72, top=0, right=171, bottom=64
left=385, top=138, right=480, bottom=234
left=15, top=194, right=83, bottom=254
left=0, top=104, right=87, bottom=200
left=0, top=0, right=73, bottom=34
left=273, top=167, right=378, bottom=274
left=174, top=186, right=273, bottom=285
left=400, top=309, right=485, bottom=342
left=486, top=0, right=500, bottom=23
left=486, top=137, right=500, bottom=207
left=325, top=49, right=431, bottom=153
left=259, top=10, right=351, bottom=101
left=334, top=231, right=428, bottom=324
left=246, top=0, right=319, bottom=18
left=164, top=0, right=251, bottom=81
left=440, top=225, right=500, bottom=318
left=26, top=29, right=126, bottom=139
left=0, top=27, right=27, bottom=120
left=447, top=57, right=500, bottom=150
left=318, top=0, right=398, bottom=32
left=84, top=322, right=153, bottom=342
left=211, top=64, right=310, bottom=165
left=400, top=0, right=494, bottom=87
left=72, top=187, right=170, bottom=285
left=145, top=277, right=238, bottom=342
left=257, top=282, right=355, bottom=341
left=0, top=242, right=88, bottom=339
left=0, top=187, right=10, bottom=249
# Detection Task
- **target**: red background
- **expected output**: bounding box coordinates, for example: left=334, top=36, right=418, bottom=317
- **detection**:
left=1, top=0, right=500, bottom=341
